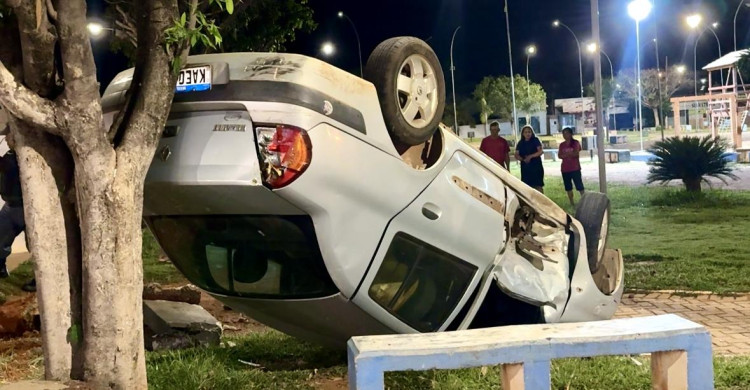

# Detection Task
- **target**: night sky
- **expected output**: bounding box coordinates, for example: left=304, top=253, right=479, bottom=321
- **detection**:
left=90, top=0, right=750, bottom=104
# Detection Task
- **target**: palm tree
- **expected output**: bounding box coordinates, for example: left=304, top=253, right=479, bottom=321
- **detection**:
left=647, top=136, right=737, bottom=192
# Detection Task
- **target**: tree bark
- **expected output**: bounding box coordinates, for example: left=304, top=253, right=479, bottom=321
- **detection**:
left=653, top=108, right=661, bottom=129
left=684, top=178, right=702, bottom=192
left=1, top=1, right=83, bottom=381
left=2, top=0, right=188, bottom=387
left=14, top=123, right=82, bottom=380
left=72, top=0, right=179, bottom=387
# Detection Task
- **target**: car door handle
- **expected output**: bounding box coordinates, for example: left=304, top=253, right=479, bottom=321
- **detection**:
left=422, top=203, right=441, bottom=221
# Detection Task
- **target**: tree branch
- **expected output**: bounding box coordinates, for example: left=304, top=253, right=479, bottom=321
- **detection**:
left=55, top=0, right=100, bottom=103
left=216, top=0, right=254, bottom=32
left=46, top=0, right=57, bottom=22
left=113, top=0, right=179, bottom=152
left=0, top=61, right=58, bottom=132
left=178, top=0, right=199, bottom=64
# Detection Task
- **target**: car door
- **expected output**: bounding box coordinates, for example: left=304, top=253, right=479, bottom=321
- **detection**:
left=352, top=150, right=508, bottom=333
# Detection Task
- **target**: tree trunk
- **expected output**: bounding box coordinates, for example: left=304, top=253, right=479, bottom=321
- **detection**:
left=1, top=1, right=83, bottom=381
left=77, top=147, right=147, bottom=389
left=1, top=0, right=184, bottom=387
left=14, top=123, right=82, bottom=380
left=653, top=108, right=661, bottom=129
left=684, top=178, right=702, bottom=192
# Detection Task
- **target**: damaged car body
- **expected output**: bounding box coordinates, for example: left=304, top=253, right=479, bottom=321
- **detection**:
left=102, top=37, right=624, bottom=348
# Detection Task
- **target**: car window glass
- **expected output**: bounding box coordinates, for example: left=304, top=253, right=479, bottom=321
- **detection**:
left=369, top=233, right=477, bottom=332
left=150, top=216, right=338, bottom=299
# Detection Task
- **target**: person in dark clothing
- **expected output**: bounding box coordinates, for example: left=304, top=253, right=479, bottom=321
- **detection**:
left=0, top=131, right=26, bottom=280
left=514, top=125, right=545, bottom=193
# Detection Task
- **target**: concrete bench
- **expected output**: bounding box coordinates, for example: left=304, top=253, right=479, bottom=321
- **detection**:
left=347, top=314, right=712, bottom=390
left=604, top=149, right=631, bottom=163
left=542, top=149, right=559, bottom=162
left=737, top=148, right=750, bottom=163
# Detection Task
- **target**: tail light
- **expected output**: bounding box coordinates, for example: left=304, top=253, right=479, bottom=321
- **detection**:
left=256, top=125, right=312, bottom=189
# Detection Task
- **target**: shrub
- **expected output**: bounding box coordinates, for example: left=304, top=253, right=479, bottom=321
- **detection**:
left=647, top=135, right=737, bottom=192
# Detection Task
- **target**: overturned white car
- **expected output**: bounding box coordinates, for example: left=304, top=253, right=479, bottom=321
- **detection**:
left=102, top=37, right=624, bottom=348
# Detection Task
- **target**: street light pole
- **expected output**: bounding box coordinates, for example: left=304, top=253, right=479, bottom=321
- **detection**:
left=706, top=25, right=724, bottom=85
left=586, top=43, right=617, bottom=134
left=553, top=20, right=585, bottom=134
left=629, top=0, right=653, bottom=152
left=505, top=0, right=519, bottom=144
left=525, top=45, right=536, bottom=99
left=337, top=12, right=363, bottom=77
left=654, top=38, right=664, bottom=134
left=689, top=15, right=724, bottom=95
left=591, top=0, right=607, bottom=194
left=450, top=26, right=461, bottom=135
left=735, top=1, right=750, bottom=52
left=636, top=22, right=645, bottom=151
left=600, top=49, right=617, bottom=134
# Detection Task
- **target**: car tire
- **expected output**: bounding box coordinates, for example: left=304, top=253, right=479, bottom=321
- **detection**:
left=574, top=192, right=610, bottom=274
left=365, top=37, right=446, bottom=146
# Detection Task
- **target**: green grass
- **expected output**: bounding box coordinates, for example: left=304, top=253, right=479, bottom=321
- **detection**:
left=598, top=186, right=750, bottom=293
left=0, top=229, right=183, bottom=299
left=0, top=261, right=34, bottom=302
left=144, top=330, right=750, bottom=389
left=142, top=229, right=186, bottom=285
left=146, top=331, right=346, bottom=390
left=497, top=165, right=750, bottom=293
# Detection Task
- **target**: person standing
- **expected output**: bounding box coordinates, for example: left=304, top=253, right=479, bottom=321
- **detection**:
left=0, top=129, right=25, bottom=280
left=515, top=125, right=545, bottom=193
left=479, top=122, right=511, bottom=170
left=558, top=127, right=584, bottom=206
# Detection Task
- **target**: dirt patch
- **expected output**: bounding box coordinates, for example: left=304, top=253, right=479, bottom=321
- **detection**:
left=313, top=376, right=348, bottom=390
left=0, top=332, right=43, bottom=383
left=0, top=285, right=270, bottom=384
left=0, top=295, right=38, bottom=337
left=198, top=291, right=269, bottom=335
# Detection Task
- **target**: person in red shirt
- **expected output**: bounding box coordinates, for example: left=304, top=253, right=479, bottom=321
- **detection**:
left=558, top=127, right=584, bottom=206
left=479, top=122, right=510, bottom=170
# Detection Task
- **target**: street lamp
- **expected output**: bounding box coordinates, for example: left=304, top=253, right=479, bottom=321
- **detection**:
left=734, top=1, right=750, bottom=51
left=505, top=0, right=519, bottom=144
left=86, top=22, right=113, bottom=37
left=552, top=19, right=585, bottom=132
left=525, top=45, right=536, bottom=97
left=450, top=26, right=461, bottom=135
left=321, top=42, right=335, bottom=57
left=686, top=14, right=723, bottom=95
left=337, top=11, right=363, bottom=77
left=677, top=65, right=687, bottom=73
left=628, top=0, right=653, bottom=152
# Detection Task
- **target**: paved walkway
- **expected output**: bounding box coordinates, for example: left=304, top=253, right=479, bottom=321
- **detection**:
left=616, top=292, right=750, bottom=356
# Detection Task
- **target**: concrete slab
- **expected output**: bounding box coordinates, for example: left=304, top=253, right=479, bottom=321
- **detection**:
left=143, top=300, right=222, bottom=351
left=0, top=380, right=66, bottom=390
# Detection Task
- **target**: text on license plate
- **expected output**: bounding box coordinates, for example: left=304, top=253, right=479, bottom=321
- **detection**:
left=176, top=65, right=212, bottom=93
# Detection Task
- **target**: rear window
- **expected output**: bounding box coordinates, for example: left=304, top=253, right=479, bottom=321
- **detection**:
left=148, top=215, right=338, bottom=299
left=368, top=233, right=477, bottom=332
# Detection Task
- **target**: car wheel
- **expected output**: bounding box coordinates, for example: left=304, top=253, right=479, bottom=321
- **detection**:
left=365, top=37, right=446, bottom=146
left=574, top=192, right=610, bottom=274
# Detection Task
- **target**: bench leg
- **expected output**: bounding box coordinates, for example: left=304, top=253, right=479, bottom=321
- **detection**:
left=687, top=334, right=714, bottom=390
left=651, top=335, right=714, bottom=390
left=652, top=351, right=687, bottom=390
left=348, top=355, right=384, bottom=390
left=501, top=360, right=551, bottom=390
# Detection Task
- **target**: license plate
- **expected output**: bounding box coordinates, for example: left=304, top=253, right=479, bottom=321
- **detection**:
left=176, top=65, right=212, bottom=93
